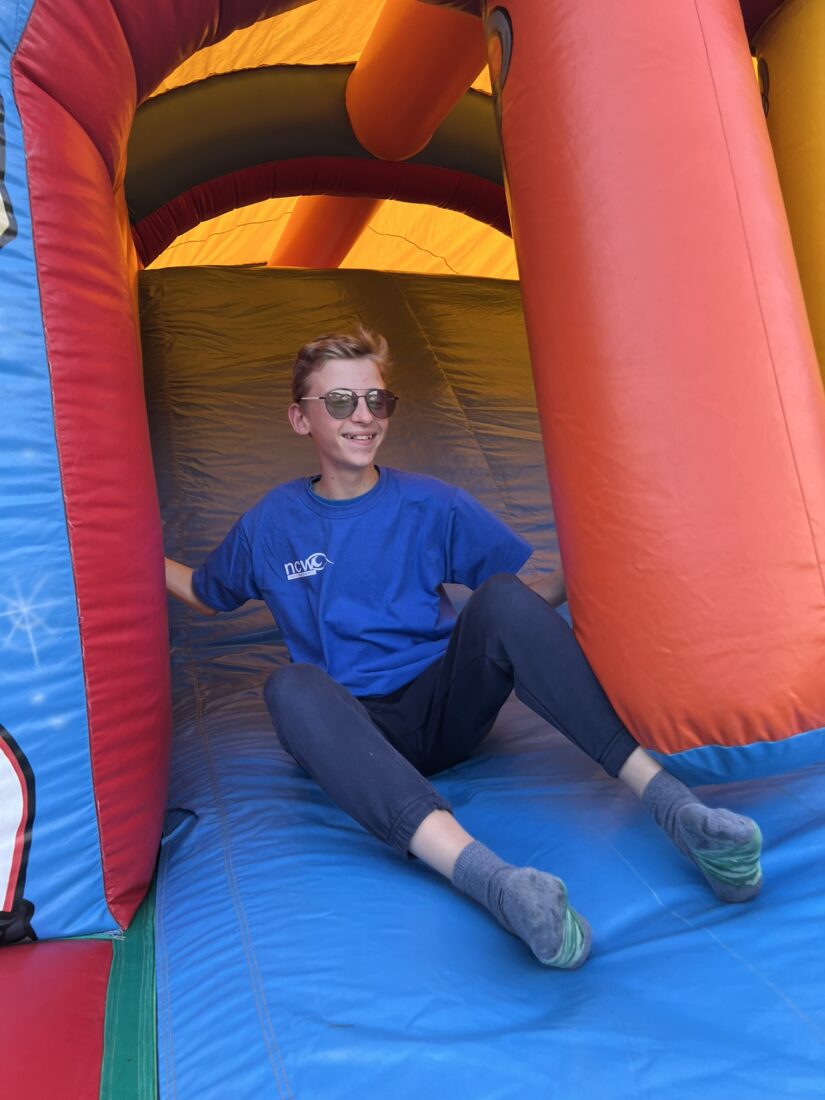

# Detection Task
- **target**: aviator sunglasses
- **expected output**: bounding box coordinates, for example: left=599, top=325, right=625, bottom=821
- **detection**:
left=300, top=388, right=398, bottom=420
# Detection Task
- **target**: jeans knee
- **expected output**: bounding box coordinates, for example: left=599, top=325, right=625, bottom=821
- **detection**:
left=473, top=572, right=528, bottom=616
left=263, top=663, right=331, bottom=725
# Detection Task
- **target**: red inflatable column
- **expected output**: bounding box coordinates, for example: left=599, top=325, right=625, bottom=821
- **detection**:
left=485, top=0, right=825, bottom=763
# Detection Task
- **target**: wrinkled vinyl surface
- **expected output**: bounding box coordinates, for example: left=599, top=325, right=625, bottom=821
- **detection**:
left=143, top=268, right=825, bottom=1099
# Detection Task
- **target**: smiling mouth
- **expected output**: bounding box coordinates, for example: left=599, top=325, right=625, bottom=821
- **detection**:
left=342, top=432, right=378, bottom=442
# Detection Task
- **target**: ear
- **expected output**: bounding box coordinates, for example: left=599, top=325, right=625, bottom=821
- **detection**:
left=288, top=402, right=312, bottom=437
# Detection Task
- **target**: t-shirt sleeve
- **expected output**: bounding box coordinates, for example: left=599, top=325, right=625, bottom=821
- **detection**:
left=191, top=519, right=263, bottom=611
left=444, top=488, right=532, bottom=589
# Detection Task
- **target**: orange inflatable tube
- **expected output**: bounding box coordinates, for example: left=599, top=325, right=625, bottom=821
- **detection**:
left=268, top=195, right=382, bottom=268
left=486, top=0, right=825, bottom=765
left=270, top=1, right=487, bottom=268
left=346, top=0, right=487, bottom=161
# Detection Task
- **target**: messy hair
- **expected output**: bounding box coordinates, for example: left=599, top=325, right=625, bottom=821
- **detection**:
left=291, top=326, right=392, bottom=403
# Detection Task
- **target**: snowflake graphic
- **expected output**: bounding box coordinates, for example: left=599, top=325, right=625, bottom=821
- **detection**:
left=0, top=576, right=60, bottom=670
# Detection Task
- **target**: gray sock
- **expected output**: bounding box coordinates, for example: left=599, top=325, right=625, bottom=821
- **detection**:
left=451, top=841, right=591, bottom=968
left=642, top=770, right=763, bottom=902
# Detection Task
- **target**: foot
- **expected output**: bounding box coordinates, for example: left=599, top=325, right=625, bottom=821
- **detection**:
left=643, top=770, right=763, bottom=903
left=673, top=802, right=763, bottom=903
left=452, top=841, right=592, bottom=968
left=495, top=866, right=592, bottom=968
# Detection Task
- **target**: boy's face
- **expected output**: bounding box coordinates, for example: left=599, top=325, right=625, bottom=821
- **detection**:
left=288, top=357, right=389, bottom=476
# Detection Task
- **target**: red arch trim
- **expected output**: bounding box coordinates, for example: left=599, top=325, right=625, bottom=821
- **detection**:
left=133, top=157, right=511, bottom=266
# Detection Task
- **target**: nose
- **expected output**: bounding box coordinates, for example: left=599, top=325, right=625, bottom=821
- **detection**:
left=350, top=395, right=376, bottom=424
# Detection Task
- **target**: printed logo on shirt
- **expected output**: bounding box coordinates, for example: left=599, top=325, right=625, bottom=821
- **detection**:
left=284, top=552, right=334, bottom=581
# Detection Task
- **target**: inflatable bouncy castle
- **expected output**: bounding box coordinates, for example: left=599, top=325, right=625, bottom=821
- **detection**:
left=1, top=1, right=824, bottom=1096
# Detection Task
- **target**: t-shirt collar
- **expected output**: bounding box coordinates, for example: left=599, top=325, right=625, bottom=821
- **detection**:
left=301, top=465, right=388, bottom=516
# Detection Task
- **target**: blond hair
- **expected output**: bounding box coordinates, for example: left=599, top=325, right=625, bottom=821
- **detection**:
left=291, top=327, right=391, bottom=403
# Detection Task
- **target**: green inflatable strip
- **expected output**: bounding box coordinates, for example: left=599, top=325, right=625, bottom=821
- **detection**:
left=126, top=64, right=501, bottom=221
left=99, top=885, right=158, bottom=1100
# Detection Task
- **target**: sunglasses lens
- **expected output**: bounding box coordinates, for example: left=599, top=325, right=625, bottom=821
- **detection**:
left=366, top=390, right=397, bottom=419
left=324, top=391, right=358, bottom=418
left=319, top=389, right=398, bottom=418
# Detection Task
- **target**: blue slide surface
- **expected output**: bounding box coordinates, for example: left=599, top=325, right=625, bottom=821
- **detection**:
left=144, top=268, right=825, bottom=1099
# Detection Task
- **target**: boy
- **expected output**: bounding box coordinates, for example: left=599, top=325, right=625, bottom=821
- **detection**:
left=165, top=328, right=763, bottom=969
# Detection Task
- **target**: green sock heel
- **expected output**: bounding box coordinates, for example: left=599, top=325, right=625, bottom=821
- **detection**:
left=686, top=823, right=763, bottom=894
left=544, top=887, right=591, bottom=970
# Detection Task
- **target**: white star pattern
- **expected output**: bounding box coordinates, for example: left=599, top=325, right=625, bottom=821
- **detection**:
left=0, top=576, right=60, bottom=670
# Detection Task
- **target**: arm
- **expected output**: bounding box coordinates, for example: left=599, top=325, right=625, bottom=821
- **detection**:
left=165, top=557, right=217, bottom=616
left=524, top=567, right=567, bottom=608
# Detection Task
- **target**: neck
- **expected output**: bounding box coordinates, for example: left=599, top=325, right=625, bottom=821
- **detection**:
left=313, top=465, right=379, bottom=501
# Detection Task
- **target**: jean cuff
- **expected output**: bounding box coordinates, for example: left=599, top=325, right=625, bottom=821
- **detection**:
left=387, top=790, right=453, bottom=854
left=600, top=726, right=640, bottom=777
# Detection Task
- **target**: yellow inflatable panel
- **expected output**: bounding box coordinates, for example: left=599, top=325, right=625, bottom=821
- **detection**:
left=755, top=0, right=825, bottom=378
left=148, top=196, right=518, bottom=278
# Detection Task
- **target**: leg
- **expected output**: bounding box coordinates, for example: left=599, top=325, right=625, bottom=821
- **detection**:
left=408, top=808, right=473, bottom=878
left=396, top=592, right=601, bottom=967
left=616, top=746, right=663, bottom=797
left=438, top=575, right=761, bottom=903
left=269, top=665, right=588, bottom=967
left=264, top=664, right=450, bottom=853
left=420, top=573, right=639, bottom=776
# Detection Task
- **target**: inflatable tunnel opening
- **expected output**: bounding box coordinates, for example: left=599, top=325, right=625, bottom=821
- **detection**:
left=138, top=265, right=825, bottom=1100
left=2, top=0, right=825, bottom=1096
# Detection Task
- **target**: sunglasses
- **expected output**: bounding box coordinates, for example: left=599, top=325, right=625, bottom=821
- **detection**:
left=300, top=388, right=398, bottom=420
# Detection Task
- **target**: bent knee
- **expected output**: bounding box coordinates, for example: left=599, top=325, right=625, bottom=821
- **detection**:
left=263, top=663, right=334, bottom=719
left=473, top=572, right=528, bottom=611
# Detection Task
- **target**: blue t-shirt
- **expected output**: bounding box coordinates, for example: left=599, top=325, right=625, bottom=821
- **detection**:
left=192, top=467, right=532, bottom=696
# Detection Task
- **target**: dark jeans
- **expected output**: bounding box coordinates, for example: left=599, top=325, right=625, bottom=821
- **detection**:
left=264, top=574, right=638, bottom=853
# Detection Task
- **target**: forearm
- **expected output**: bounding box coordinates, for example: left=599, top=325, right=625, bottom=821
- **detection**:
left=524, top=570, right=567, bottom=608
left=164, top=557, right=217, bottom=615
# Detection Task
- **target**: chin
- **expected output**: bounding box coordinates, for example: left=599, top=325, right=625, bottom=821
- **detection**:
left=340, top=441, right=382, bottom=465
